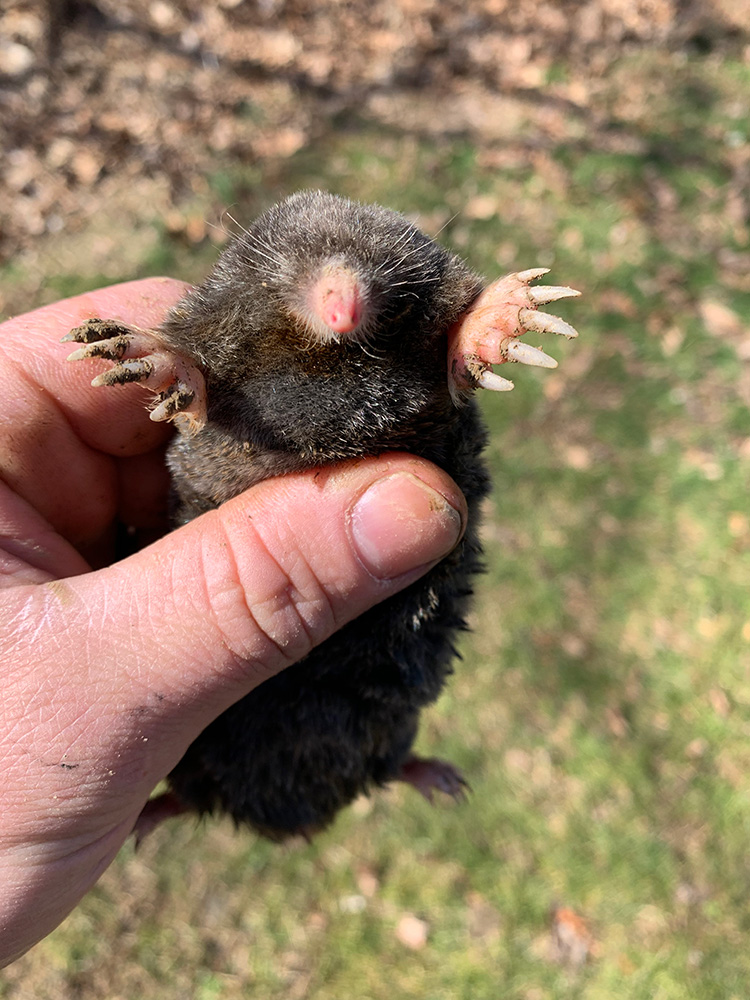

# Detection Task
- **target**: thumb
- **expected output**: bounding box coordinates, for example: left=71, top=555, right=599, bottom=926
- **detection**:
left=0, top=453, right=466, bottom=966
left=7, top=453, right=466, bottom=787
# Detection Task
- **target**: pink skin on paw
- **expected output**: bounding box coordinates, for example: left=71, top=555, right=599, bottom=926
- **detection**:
left=310, top=265, right=365, bottom=334
left=447, top=271, right=541, bottom=396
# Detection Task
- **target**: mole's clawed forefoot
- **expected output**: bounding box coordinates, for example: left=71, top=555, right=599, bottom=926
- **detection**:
left=447, top=268, right=581, bottom=404
left=63, top=318, right=207, bottom=434
left=397, top=754, right=470, bottom=804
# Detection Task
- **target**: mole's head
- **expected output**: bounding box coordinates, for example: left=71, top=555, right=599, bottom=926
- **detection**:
left=171, top=191, right=482, bottom=456
left=222, top=190, right=459, bottom=351
left=288, top=254, right=371, bottom=343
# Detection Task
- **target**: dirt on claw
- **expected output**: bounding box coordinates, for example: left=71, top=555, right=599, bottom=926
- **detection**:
left=64, top=316, right=207, bottom=432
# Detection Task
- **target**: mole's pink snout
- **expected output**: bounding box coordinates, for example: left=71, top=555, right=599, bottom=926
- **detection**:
left=311, top=265, right=365, bottom=335
left=323, top=294, right=361, bottom=334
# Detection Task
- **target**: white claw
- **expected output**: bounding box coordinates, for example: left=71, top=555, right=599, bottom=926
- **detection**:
left=150, top=392, right=183, bottom=422
left=506, top=339, right=558, bottom=369
left=516, top=267, right=550, bottom=283
left=149, top=382, right=207, bottom=435
left=519, top=307, right=579, bottom=340
left=67, top=347, right=93, bottom=362
left=528, top=285, right=581, bottom=306
left=477, top=369, right=515, bottom=392
left=150, top=402, right=169, bottom=422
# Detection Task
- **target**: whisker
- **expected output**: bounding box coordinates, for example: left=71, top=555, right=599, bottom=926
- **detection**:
left=385, top=276, right=442, bottom=288
left=430, top=210, right=460, bottom=240
left=206, top=218, right=234, bottom=242
left=378, top=242, right=437, bottom=275
left=224, top=211, right=254, bottom=238
left=359, top=340, right=388, bottom=361
left=387, top=226, right=417, bottom=254
left=236, top=239, right=286, bottom=270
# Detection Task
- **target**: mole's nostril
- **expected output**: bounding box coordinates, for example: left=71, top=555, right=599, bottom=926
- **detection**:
left=309, top=264, right=365, bottom=336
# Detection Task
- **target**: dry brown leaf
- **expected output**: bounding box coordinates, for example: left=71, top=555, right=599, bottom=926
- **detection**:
left=395, top=914, right=429, bottom=950
left=550, top=906, right=595, bottom=966
left=699, top=300, right=746, bottom=340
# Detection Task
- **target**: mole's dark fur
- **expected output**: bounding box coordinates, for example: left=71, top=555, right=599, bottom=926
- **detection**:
left=159, top=191, right=489, bottom=838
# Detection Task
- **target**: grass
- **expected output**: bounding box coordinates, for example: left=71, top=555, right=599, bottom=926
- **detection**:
left=3, top=45, right=750, bottom=1000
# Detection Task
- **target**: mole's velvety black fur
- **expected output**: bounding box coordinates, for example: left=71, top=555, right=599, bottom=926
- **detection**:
left=159, top=191, right=490, bottom=838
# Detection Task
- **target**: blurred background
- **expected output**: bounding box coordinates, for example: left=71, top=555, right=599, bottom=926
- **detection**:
left=2, top=1, right=750, bottom=997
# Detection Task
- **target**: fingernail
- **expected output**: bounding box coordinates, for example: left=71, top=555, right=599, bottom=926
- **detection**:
left=350, top=473, right=463, bottom=580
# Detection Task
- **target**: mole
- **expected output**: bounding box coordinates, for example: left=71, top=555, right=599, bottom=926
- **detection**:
left=64, top=190, right=580, bottom=841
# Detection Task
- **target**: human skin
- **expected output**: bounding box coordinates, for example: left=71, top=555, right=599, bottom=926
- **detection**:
left=0, top=278, right=467, bottom=966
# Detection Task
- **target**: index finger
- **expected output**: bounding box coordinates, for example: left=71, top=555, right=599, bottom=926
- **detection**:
left=0, top=278, right=190, bottom=455
left=0, top=279, right=189, bottom=549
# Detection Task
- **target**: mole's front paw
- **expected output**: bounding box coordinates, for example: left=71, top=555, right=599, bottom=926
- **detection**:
left=64, top=318, right=207, bottom=433
left=447, top=268, right=581, bottom=403
left=397, top=754, right=470, bottom=804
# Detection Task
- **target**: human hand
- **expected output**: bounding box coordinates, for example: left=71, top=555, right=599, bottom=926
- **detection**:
left=0, top=279, right=466, bottom=966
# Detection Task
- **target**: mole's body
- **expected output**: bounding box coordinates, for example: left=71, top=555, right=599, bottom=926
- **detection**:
left=66, top=190, right=580, bottom=839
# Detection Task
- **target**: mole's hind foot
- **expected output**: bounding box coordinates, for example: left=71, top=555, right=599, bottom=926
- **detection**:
left=397, top=754, right=469, bottom=804
left=133, top=790, right=189, bottom=847
left=64, top=318, right=207, bottom=434
left=448, top=268, right=581, bottom=403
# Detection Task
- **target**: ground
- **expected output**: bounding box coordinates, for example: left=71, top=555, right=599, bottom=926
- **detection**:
left=2, top=2, right=750, bottom=998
